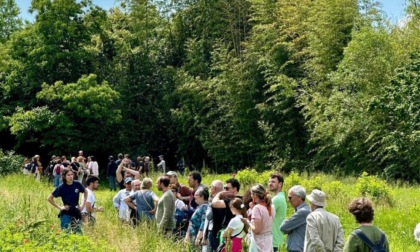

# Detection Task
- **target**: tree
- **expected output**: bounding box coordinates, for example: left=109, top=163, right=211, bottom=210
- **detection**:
left=9, top=74, right=121, bottom=154
left=0, top=0, right=22, bottom=42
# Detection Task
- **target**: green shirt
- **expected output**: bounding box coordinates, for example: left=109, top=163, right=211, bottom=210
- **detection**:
left=272, top=191, right=287, bottom=248
left=343, top=225, right=389, bottom=252
left=156, top=190, right=176, bottom=230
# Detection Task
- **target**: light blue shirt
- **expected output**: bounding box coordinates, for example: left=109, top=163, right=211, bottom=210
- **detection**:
left=280, top=202, right=310, bottom=252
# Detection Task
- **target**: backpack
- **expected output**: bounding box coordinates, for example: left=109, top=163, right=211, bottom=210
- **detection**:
left=353, top=229, right=386, bottom=252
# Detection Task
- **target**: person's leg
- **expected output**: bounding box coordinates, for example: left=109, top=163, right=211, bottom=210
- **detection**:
left=60, top=214, right=72, bottom=231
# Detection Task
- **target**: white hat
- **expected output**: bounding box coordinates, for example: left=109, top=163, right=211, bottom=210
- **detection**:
left=307, top=189, right=326, bottom=207
left=166, top=171, right=178, bottom=177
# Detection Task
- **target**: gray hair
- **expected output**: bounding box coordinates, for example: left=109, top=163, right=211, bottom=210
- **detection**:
left=289, top=185, right=306, bottom=200
left=211, top=180, right=224, bottom=191
left=415, top=223, right=420, bottom=243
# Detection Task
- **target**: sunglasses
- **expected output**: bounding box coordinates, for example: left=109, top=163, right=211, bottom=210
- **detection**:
left=224, top=186, right=232, bottom=190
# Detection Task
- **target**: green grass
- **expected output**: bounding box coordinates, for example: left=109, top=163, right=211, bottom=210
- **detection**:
left=0, top=172, right=419, bottom=251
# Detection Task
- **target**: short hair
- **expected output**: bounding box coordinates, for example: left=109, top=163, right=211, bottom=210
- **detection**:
left=90, top=156, right=96, bottom=161
left=189, top=171, right=202, bottom=184
left=76, top=156, right=84, bottom=162
left=211, top=180, right=224, bottom=191
left=348, top=197, right=374, bottom=223
left=270, top=173, right=284, bottom=184
left=86, top=176, right=99, bottom=186
left=289, top=185, right=306, bottom=200
left=71, top=157, right=77, bottom=162
left=226, top=178, right=240, bottom=191
left=142, top=178, right=153, bottom=189
left=195, top=187, right=209, bottom=201
left=118, top=153, right=123, bottom=159
left=159, top=176, right=170, bottom=187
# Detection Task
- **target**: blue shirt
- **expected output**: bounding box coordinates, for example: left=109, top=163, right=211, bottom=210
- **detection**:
left=52, top=181, right=85, bottom=207
left=189, top=202, right=209, bottom=236
left=130, top=190, right=157, bottom=220
left=280, top=202, right=310, bottom=252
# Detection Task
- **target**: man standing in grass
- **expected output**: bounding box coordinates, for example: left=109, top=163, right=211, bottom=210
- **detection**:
left=269, top=174, right=287, bottom=252
left=280, top=185, right=310, bottom=252
left=304, top=189, right=344, bottom=251
left=156, top=176, right=176, bottom=234
left=81, top=176, right=104, bottom=226
left=47, top=169, right=87, bottom=233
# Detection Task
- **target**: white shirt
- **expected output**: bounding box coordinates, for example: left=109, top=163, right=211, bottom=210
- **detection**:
left=113, top=189, right=133, bottom=221
left=81, top=188, right=96, bottom=217
left=89, top=161, right=99, bottom=176
left=228, top=215, right=246, bottom=238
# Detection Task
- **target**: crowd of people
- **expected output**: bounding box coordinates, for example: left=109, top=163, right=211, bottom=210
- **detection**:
left=24, top=151, right=395, bottom=251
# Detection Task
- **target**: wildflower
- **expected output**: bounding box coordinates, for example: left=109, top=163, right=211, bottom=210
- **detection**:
left=23, top=239, right=29, bottom=244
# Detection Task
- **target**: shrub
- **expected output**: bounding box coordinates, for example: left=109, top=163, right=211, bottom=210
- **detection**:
left=235, top=168, right=259, bottom=188
left=284, top=171, right=302, bottom=190
left=0, top=149, right=25, bottom=176
left=323, top=180, right=345, bottom=198
left=356, top=171, right=393, bottom=205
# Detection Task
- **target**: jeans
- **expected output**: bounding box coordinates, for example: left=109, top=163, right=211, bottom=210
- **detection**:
left=54, top=174, right=61, bottom=187
left=108, top=176, right=117, bottom=190
left=60, top=214, right=82, bottom=234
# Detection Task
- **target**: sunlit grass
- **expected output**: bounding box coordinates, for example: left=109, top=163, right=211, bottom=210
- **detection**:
left=1, top=172, right=420, bottom=251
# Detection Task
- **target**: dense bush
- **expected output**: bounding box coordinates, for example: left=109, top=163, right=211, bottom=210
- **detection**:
left=356, top=172, right=393, bottom=205
left=0, top=149, right=25, bottom=176
left=235, top=168, right=259, bottom=188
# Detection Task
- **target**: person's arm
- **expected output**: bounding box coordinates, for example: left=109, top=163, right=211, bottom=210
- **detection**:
left=47, top=194, right=69, bottom=211
left=184, top=222, right=192, bottom=243
left=211, top=199, right=226, bottom=208
left=222, top=227, right=233, bottom=238
left=116, top=162, right=124, bottom=183
left=158, top=195, right=172, bottom=229
left=334, top=220, right=345, bottom=252
left=80, top=189, right=88, bottom=210
left=112, top=192, right=121, bottom=209
left=280, top=208, right=309, bottom=234
left=305, top=214, right=324, bottom=251
left=123, top=167, right=140, bottom=179
left=124, top=195, right=137, bottom=211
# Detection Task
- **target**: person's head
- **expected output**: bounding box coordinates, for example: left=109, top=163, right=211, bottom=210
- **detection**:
left=137, top=156, right=142, bottom=162
left=132, top=179, right=141, bottom=191
left=118, top=153, right=123, bottom=160
left=90, top=156, right=96, bottom=162
left=268, top=174, right=284, bottom=193
left=124, top=177, right=133, bottom=190
left=71, top=156, right=76, bottom=162
left=56, top=158, right=62, bottom=164
left=109, top=155, right=114, bottom=161
left=76, top=156, right=84, bottom=163
left=230, top=198, right=247, bottom=216
left=194, top=187, right=209, bottom=204
left=61, top=155, right=67, bottom=161
left=86, top=176, right=100, bottom=189
left=157, top=176, right=170, bottom=191
left=188, top=171, right=202, bottom=188
left=124, top=154, right=129, bottom=159
left=169, top=184, right=178, bottom=194
left=348, top=197, right=374, bottom=224
left=159, top=155, right=164, bottom=160
left=211, top=180, right=224, bottom=196
left=307, top=189, right=326, bottom=211
left=141, top=178, right=153, bottom=190
left=78, top=150, right=84, bottom=156
left=62, top=169, right=75, bottom=184
left=144, top=156, right=150, bottom=162
left=87, top=156, right=92, bottom=162
left=225, top=178, right=240, bottom=195
left=166, top=171, right=178, bottom=184
left=288, top=185, right=306, bottom=208
left=250, top=184, right=272, bottom=215
left=34, top=155, right=40, bottom=161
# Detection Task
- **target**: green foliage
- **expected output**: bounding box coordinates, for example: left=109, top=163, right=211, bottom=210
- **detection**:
left=284, top=171, right=302, bottom=188
left=0, top=0, right=22, bottom=43
left=0, top=149, right=24, bottom=175
left=0, top=222, right=108, bottom=252
left=235, top=168, right=259, bottom=188
left=356, top=172, right=393, bottom=205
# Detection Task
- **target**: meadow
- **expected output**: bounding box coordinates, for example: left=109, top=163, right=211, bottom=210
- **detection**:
left=0, top=170, right=419, bottom=251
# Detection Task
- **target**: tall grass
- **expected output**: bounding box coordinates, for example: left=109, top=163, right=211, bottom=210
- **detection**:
left=1, top=172, right=419, bottom=251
